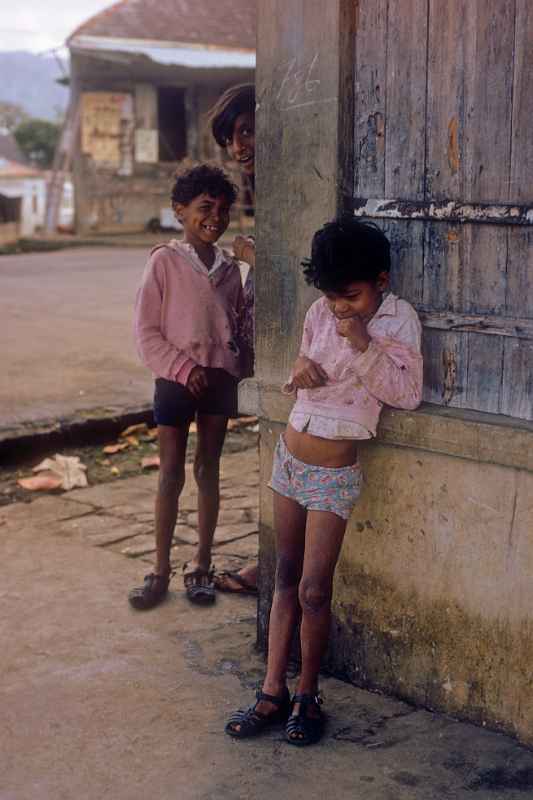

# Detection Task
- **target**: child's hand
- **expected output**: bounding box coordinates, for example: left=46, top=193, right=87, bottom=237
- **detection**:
left=336, top=316, right=371, bottom=352
left=232, top=235, right=255, bottom=265
left=286, top=356, right=328, bottom=392
left=187, top=366, right=209, bottom=398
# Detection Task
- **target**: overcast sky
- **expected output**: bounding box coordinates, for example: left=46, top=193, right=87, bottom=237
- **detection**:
left=0, top=1, right=113, bottom=54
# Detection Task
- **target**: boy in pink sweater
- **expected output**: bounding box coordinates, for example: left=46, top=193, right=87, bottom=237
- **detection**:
left=130, top=165, right=249, bottom=608
left=226, top=217, right=422, bottom=745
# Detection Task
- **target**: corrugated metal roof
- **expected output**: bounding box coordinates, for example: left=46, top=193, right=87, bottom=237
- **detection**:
left=70, top=36, right=255, bottom=68
left=68, top=0, right=256, bottom=51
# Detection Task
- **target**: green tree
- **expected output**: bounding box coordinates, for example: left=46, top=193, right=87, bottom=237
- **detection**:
left=0, top=101, right=29, bottom=132
left=14, top=118, right=61, bottom=169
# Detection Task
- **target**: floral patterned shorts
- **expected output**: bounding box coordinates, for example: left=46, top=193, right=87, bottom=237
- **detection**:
left=268, top=436, right=363, bottom=521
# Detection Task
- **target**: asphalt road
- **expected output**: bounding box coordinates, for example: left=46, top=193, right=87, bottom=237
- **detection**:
left=1, top=247, right=153, bottom=431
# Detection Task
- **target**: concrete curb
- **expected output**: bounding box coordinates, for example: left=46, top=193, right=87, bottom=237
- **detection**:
left=0, top=405, right=154, bottom=466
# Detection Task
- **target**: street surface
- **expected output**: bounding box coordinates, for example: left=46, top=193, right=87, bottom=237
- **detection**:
left=1, top=247, right=152, bottom=432
left=3, top=446, right=533, bottom=800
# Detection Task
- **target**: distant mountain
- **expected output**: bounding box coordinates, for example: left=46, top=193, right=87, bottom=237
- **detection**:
left=0, top=51, right=69, bottom=122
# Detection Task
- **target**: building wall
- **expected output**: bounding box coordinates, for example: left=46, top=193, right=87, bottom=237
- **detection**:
left=248, top=0, right=533, bottom=746
left=0, top=178, right=46, bottom=236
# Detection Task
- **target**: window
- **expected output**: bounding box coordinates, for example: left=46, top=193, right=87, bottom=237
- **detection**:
left=158, top=87, right=187, bottom=162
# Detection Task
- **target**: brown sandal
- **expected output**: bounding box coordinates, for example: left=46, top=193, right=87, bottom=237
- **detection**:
left=183, top=564, right=216, bottom=605
left=213, top=570, right=258, bottom=596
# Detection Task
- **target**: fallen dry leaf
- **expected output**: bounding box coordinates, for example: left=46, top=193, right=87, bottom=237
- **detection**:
left=103, top=442, right=129, bottom=454
left=120, top=423, right=148, bottom=438
left=18, top=473, right=63, bottom=491
left=124, top=435, right=140, bottom=448
left=141, top=455, right=160, bottom=470
left=33, top=454, right=88, bottom=490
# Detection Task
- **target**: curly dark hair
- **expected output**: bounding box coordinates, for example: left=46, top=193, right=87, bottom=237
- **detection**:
left=171, top=164, right=239, bottom=206
left=207, top=84, right=255, bottom=148
left=302, top=216, right=391, bottom=291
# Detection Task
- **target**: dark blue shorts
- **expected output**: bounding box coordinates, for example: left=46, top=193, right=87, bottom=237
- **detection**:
left=153, top=369, right=239, bottom=427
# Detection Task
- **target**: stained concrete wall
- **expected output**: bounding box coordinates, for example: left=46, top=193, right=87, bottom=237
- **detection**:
left=255, top=415, right=533, bottom=744
left=248, top=0, right=533, bottom=746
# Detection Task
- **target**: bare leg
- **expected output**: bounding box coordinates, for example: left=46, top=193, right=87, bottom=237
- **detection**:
left=189, top=413, right=228, bottom=573
left=295, top=510, right=346, bottom=715
left=256, top=493, right=307, bottom=711
left=228, top=491, right=306, bottom=733
left=154, top=423, right=189, bottom=576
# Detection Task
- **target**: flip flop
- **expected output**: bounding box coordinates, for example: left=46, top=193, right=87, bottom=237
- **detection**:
left=213, top=570, right=258, bottom=596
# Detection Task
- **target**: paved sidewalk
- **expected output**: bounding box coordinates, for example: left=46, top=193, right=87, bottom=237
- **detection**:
left=2, top=447, right=533, bottom=800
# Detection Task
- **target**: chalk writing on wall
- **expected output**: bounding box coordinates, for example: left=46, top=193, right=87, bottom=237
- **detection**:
left=274, top=53, right=336, bottom=112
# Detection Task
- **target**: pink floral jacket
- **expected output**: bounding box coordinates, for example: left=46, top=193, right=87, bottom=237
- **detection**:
left=288, top=293, right=423, bottom=437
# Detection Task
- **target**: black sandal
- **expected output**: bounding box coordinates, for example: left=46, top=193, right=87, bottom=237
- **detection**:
left=225, top=688, right=291, bottom=738
left=286, top=693, right=325, bottom=746
left=183, top=564, right=216, bottom=605
left=128, top=572, right=172, bottom=610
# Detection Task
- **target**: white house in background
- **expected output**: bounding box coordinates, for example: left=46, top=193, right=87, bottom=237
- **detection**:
left=0, top=158, right=47, bottom=237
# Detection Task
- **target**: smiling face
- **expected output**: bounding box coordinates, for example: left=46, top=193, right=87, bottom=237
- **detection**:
left=323, top=273, right=389, bottom=322
left=226, top=112, right=255, bottom=177
left=174, top=193, right=232, bottom=249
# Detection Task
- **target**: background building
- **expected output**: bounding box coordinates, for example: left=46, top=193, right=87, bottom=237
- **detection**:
left=0, top=157, right=46, bottom=241
left=66, top=0, right=255, bottom=233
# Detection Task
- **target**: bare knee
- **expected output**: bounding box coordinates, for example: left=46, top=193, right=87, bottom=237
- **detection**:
left=158, top=464, right=185, bottom=496
left=194, top=455, right=219, bottom=490
left=275, top=555, right=301, bottom=594
left=298, top=578, right=331, bottom=615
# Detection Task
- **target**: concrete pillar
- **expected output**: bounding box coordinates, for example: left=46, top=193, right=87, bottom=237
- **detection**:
left=248, top=0, right=356, bottom=644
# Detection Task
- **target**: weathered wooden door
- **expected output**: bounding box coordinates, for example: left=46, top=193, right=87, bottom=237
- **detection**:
left=353, top=0, right=532, bottom=419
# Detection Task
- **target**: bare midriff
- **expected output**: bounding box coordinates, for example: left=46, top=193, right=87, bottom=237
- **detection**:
left=284, top=423, right=358, bottom=468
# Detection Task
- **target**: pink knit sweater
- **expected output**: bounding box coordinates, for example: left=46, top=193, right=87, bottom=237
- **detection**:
left=134, top=241, right=247, bottom=385
left=287, top=293, right=423, bottom=437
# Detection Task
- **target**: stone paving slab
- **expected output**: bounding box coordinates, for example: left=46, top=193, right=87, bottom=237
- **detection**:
left=0, top=494, right=94, bottom=526
left=215, top=534, right=259, bottom=559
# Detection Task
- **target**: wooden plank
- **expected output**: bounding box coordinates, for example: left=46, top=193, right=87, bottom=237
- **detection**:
left=423, top=223, right=507, bottom=315
left=419, top=310, right=533, bottom=341
left=465, top=332, right=503, bottom=415
left=510, top=0, right=533, bottom=203
left=506, top=0, right=533, bottom=322
left=463, top=0, right=515, bottom=203
left=351, top=197, right=533, bottom=225
left=385, top=0, right=428, bottom=200
left=506, top=227, right=533, bottom=319
left=463, top=225, right=508, bottom=315
left=353, top=0, right=387, bottom=197
left=501, top=338, right=533, bottom=420
left=422, top=329, right=468, bottom=409
left=426, top=0, right=468, bottom=200
left=380, top=220, right=424, bottom=306
left=422, top=222, right=463, bottom=311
